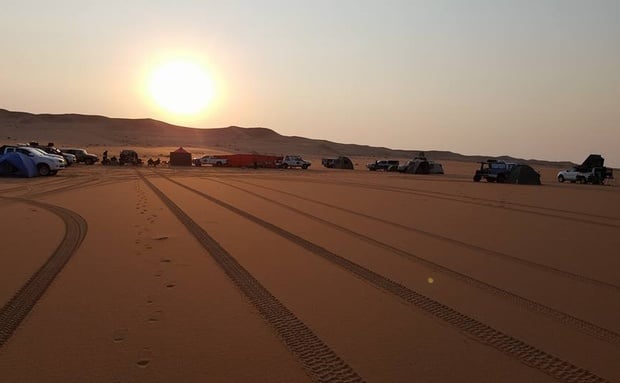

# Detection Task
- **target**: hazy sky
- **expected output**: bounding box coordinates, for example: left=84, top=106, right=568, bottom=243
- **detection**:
left=1, top=1, right=619, bottom=165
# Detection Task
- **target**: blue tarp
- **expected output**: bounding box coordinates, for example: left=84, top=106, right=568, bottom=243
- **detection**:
left=0, top=152, right=38, bottom=177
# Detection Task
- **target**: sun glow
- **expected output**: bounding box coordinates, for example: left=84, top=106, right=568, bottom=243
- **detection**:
left=148, top=60, right=215, bottom=116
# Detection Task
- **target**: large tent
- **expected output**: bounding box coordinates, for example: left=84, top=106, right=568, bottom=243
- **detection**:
left=323, top=156, right=354, bottom=169
left=507, top=165, right=541, bottom=185
left=401, top=158, right=444, bottom=174
left=0, top=152, right=38, bottom=177
left=169, top=147, right=192, bottom=166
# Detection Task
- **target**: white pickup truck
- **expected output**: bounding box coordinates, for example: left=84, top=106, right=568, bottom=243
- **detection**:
left=277, top=155, right=311, bottom=169
left=193, top=155, right=228, bottom=167
left=1, top=145, right=66, bottom=176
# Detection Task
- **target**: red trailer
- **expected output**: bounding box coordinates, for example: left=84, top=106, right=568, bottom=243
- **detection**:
left=219, top=154, right=283, bottom=168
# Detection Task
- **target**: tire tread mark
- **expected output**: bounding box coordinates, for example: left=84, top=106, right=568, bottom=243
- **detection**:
left=0, top=198, right=87, bottom=347
left=212, top=179, right=620, bottom=346
left=246, top=175, right=620, bottom=228
left=161, top=174, right=608, bottom=383
left=138, top=173, right=364, bottom=383
left=232, top=178, right=620, bottom=293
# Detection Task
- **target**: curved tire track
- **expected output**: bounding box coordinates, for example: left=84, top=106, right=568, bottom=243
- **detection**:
left=138, top=173, right=364, bottom=383
left=159, top=173, right=608, bottom=383
left=0, top=198, right=88, bottom=347
left=232, top=178, right=620, bottom=293
left=210, top=179, right=620, bottom=346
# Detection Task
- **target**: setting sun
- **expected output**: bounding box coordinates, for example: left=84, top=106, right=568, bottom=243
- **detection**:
left=148, top=60, right=215, bottom=116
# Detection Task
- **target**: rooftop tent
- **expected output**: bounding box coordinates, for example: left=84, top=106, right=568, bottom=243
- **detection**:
left=169, top=147, right=192, bottom=166
left=579, top=154, right=604, bottom=170
left=0, top=152, right=38, bottom=177
left=507, top=165, right=541, bottom=185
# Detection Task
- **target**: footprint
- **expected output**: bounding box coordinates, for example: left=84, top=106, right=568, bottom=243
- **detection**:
left=154, top=236, right=168, bottom=241
left=136, top=359, right=150, bottom=368
left=112, top=328, right=128, bottom=343
left=160, top=259, right=171, bottom=263
left=165, top=283, right=176, bottom=288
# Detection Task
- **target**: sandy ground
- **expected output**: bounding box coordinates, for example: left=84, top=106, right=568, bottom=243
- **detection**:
left=0, top=160, right=619, bottom=383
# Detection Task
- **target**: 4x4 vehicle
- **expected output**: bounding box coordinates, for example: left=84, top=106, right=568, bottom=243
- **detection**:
left=193, top=155, right=228, bottom=167
left=367, top=160, right=399, bottom=171
left=119, top=150, right=142, bottom=166
left=61, top=148, right=99, bottom=165
left=277, top=155, right=311, bottom=169
left=473, top=160, right=517, bottom=182
left=556, top=154, right=613, bottom=185
left=0, top=145, right=66, bottom=176
left=27, top=143, right=75, bottom=166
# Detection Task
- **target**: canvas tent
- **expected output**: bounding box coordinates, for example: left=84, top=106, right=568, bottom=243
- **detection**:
left=0, top=152, right=38, bottom=177
left=169, top=147, right=192, bottom=166
left=507, top=165, right=541, bottom=185
left=399, top=155, right=444, bottom=174
left=322, top=156, right=354, bottom=169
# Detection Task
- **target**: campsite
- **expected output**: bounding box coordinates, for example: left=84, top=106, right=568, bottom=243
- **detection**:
left=1, top=147, right=619, bottom=382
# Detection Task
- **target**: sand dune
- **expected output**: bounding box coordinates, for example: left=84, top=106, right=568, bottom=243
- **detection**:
left=1, top=162, right=618, bottom=382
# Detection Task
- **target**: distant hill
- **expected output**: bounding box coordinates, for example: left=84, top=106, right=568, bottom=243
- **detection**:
left=0, top=109, right=574, bottom=167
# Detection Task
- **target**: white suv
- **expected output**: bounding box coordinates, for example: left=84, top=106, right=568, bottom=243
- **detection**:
left=2, top=146, right=66, bottom=176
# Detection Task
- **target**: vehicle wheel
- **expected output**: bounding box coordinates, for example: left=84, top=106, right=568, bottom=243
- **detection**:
left=282, top=163, right=289, bottom=169
left=497, top=174, right=505, bottom=183
left=302, top=164, right=308, bottom=169
left=195, top=162, right=201, bottom=167
left=86, top=159, right=94, bottom=165
left=487, top=178, right=496, bottom=183
left=37, top=163, right=51, bottom=176
left=558, top=175, right=565, bottom=183
left=216, top=161, right=222, bottom=167
left=473, top=175, right=481, bottom=182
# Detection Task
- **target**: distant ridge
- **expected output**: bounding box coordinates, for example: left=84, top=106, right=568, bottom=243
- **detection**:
left=0, top=109, right=574, bottom=167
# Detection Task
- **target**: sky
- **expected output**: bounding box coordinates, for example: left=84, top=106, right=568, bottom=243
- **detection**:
left=1, top=0, right=619, bottom=166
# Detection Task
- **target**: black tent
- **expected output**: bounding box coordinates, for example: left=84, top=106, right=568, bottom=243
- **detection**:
left=322, top=156, right=354, bottom=169
left=332, top=156, right=354, bottom=169
left=507, top=165, right=541, bottom=185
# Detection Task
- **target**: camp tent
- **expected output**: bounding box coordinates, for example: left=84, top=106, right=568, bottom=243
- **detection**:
left=507, top=165, right=541, bottom=185
left=0, top=152, right=38, bottom=177
left=169, top=147, right=192, bottom=166
left=323, top=156, right=354, bottom=169
left=401, top=158, right=444, bottom=174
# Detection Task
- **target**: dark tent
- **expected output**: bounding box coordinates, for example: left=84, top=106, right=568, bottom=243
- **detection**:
left=169, top=147, right=192, bottom=166
left=0, top=152, right=38, bottom=177
left=507, top=165, right=541, bottom=185
left=321, top=156, right=354, bottom=169
left=331, top=156, right=354, bottom=169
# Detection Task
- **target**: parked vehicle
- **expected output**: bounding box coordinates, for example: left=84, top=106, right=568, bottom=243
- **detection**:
left=557, top=154, right=613, bottom=185
left=193, top=155, right=228, bottom=167
left=367, top=160, right=399, bottom=171
left=0, top=145, right=66, bottom=176
left=473, top=160, right=518, bottom=182
left=27, top=142, right=75, bottom=166
left=61, top=148, right=99, bottom=165
left=119, top=150, right=142, bottom=166
left=277, top=155, right=311, bottom=169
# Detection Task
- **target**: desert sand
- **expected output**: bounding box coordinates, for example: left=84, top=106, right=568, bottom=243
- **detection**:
left=1, top=155, right=619, bottom=382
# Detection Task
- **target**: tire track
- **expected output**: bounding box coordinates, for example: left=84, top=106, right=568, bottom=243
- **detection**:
left=243, top=175, right=620, bottom=228
left=0, top=198, right=88, bottom=347
left=230, top=178, right=620, bottom=293
left=138, top=172, right=364, bottom=383
left=157, top=173, right=608, bottom=383
left=210, top=179, right=620, bottom=346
